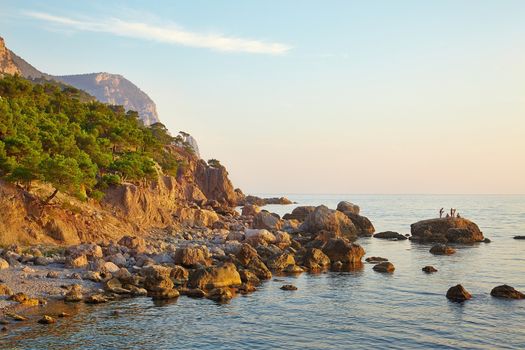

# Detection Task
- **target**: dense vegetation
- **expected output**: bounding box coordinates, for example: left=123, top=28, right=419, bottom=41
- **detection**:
left=0, top=74, right=182, bottom=202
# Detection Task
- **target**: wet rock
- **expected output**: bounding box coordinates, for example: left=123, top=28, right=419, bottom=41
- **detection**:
left=429, top=244, right=456, bottom=255
left=490, top=285, right=525, bottom=299
left=483, top=238, right=491, bottom=243
left=302, top=248, right=331, bottom=270
left=446, top=284, right=472, bottom=302
left=301, top=206, right=358, bottom=241
left=365, top=256, right=388, bottom=263
left=322, top=238, right=365, bottom=264
left=239, top=270, right=260, bottom=285
left=129, top=286, right=148, bottom=296
left=188, top=262, right=242, bottom=290
left=85, top=294, right=109, bottom=304
left=283, top=206, right=316, bottom=222
left=283, top=264, right=304, bottom=274
left=336, top=201, right=360, bottom=215
left=181, top=288, right=207, bottom=298
left=0, top=283, right=13, bottom=296
left=64, top=284, right=83, bottom=302
left=65, top=254, right=88, bottom=269
left=411, top=218, right=484, bottom=243
left=174, top=246, right=211, bottom=267
left=207, top=288, right=233, bottom=303
left=513, top=236, right=525, bottom=240
left=0, top=258, right=9, bottom=270
left=422, top=266, right=438, bottom=273
left=373, top=261, right=395, bottom=273
left=149, top=288, right=180, bottom=300
left=374, top=231, right=407, bottom=241
left=267, top=253, right=295, bottom=271
left=280, top=284, right=298, bottom=291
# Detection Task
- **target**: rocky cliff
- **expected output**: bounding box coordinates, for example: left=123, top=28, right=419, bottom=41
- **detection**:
left=1, top=36, right=159, bottom=125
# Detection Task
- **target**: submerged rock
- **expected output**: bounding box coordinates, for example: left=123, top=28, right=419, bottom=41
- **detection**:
left=280, top=284, right=298, bottom=291
left=429, top=244, right=456, bottom=255
left=374, top=231, right=407, bottom=241
left=365, top=256, right=388, bottom=263
left=446, top=284, right=471, bottom=302
left=38, top=315, right=56, bottom=324
left=411, top=218, right=484, bottom=243
left=422, top=266, right=438, bottom=273
left=490, top=285, right=525, bottom=299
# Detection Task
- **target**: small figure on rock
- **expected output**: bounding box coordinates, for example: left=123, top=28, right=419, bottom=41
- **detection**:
left=439, top=208, right=444, bottom=218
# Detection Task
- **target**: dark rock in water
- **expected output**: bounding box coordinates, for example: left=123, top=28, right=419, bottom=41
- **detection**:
left=58, top=312, right=70, bottom=318
left=429, top=244, right=456, bottom=255
left=37, top=315, right=56, bottom=324
left=411, top=218, right=484, bottom=243
left=372, top=262, right=395, bottom=273
left=446, top=284, right=471, bottom=302
left=513, top=236, right=525, bottom=240
left=422, top=266, right=438, bottom=273
left=207, top=288, right=233, bottom=303
left=483, top=238, right=491, bottom=243
left=365, top=256, right=388, bottom=263
left=280, top=284, right=298, bottom=291
left=374, top=231, right=407, bottom=241
left=302, top=248, right=331, bottom=270
left=85, top=294, right=109, bottom=304
left=490, top=285, right=525, bottom=299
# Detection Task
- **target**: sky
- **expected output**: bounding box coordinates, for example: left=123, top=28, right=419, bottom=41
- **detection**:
left=1, top=0, right=524, bottom=194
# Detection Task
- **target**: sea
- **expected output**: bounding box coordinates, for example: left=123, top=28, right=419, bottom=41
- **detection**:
left=2, top=194, right=525, bottom=349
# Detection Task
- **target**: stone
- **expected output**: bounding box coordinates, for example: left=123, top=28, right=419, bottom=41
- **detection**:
left=82, top=271, right=102, bottom=282
left=149, top=288, right=180, bottom=300
left=0, top=283, right=13, bottom=296
left=490, top=285, right=525, bottom=299
left=8, top=293, right=39, bottom=306
left=188, top=262, right=242, bottom=290
left=301, top=205, right=358, bottom=241
left=283, top=206, right=316, bottom=222
left=174, top=246, right=211, bottom=267
left=143, top=265, right=174, bottom=292
left=411, top=218, right=484, bottom=243
left=283, top=264, right=304, bottom=274
left=252, top=211, right=283, bottom=231
left=170, top=265, right=189, bottom=283
left=65, top=254, right=88, bottom=269
left=46, top=271, right=59, bottom=279
left=422, top=266, right=438, bottom=273
left=108, top=253, right=127, bottom=267
left=429, top=244, right=456, bottom=255
left=513, top=236, right=525, bottom=240
left=241, top=204, right=261, bottom=217
left=239, top=270, right=261, bottom=285
left=446, top=284, right=472, bottom=302
left=207, top=288, right=233, bottom=303
left=103, top=262, right=121, bottom=274
left=280, top=284, right=297, bottom=291
left=85, top=294, right=109, bottom=304
left=374, top=231, right=407, bottom=240
left=336, top=201, right=360, bottom=215
left=246, top=258, right=272, bottom=280
left=0, top=258, right=9, bottom=270
left=372, top=261, right=395, bottom=273
left=118, top=235, right=146, bottom=253
left=322, top=238, right=365, bottom=264
left=64, top=284, right=83, bottom=302
left=37, top=315, right=56, bottom=324
left=302, top=248, right=331, bottom=270
left=244, top=229, right=276, bottom=244
left=365, top=256, right=388, bottom=263
left=34, top=257, right=53, bottom=266
left=267, top=253, right=295, bottom=271
left=235, top=244, right=259, bottom=265
left=181, top=288, right=207, bottom=298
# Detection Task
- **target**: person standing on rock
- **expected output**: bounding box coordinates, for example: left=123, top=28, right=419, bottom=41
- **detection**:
left=439, top=208, right=444, bottom=218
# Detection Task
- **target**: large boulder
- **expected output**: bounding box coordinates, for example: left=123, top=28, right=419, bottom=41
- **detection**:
left=301, top=205, right=358, bottom=241
left=118, top=236, right=146, bottom=253
left=266, top=253, right=295, bottom=271
left=342, top=212, right=375, bottom=237
left=188, top=262, right=242, bottom=290
left=336, top=201, right=360, bottom=215
left=283, top=206, right=316, bottom=222
left=321, top=238, right=365, bottom=264
left=490, top=285, right=525, bottom=299
left=252, top=211, right=283, bottom=231
left=301, top=248, right=330, bottom=270
left=411, top=218, right=484, bottom=243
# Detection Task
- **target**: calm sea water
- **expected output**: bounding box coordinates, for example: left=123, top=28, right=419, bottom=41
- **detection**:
left=3, top=195, right=525, bottom=350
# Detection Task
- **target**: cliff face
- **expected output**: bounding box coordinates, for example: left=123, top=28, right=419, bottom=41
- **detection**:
left=0, top=37, right=20, bottom=76
left=0, top=147, right=244, bottom=246
left=56, top=73, right=160, bottom=125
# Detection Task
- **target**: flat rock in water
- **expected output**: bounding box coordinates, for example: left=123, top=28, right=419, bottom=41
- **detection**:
left=422, top=266, right=438, bottom=273
left=429, top=244, right=456, bottom=255
left=490, top=285, right=525, bottom=299
left=446, top=284, right=471, bottom=302
left=372, top=262, right=395, bottom=273
left=513, top=236, right=525, bottom=240
left=373, top=231, right=407, bottom=240
left=280, top=284, right=298, bottom=291
left=411, top=217, right=484, bottom=243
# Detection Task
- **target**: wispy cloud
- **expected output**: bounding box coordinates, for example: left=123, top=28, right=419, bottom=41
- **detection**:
left=24, top=11, right=291, bottom=55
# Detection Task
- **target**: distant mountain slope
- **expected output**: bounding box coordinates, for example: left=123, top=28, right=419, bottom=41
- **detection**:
left=56, top=73, right=159, bottom=125
left=0, top=36, right=160, bottom=125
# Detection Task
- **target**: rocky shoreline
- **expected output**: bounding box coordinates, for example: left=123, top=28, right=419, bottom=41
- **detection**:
left=1, top=200, right=523, bottom=332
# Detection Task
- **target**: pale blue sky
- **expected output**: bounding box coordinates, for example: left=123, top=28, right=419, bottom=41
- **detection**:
left=1, top=1, right=524, bottom=194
